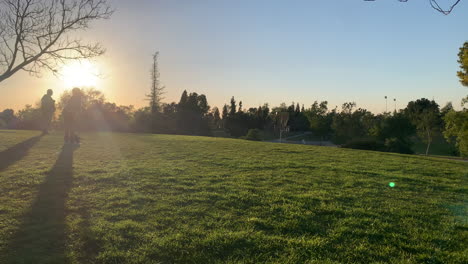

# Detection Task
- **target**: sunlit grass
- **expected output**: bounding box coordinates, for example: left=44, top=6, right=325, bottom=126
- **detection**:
left=0, top=130, right=466, bottom=263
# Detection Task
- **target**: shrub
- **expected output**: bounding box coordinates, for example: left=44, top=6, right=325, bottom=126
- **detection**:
left=342, top=139, right=384, bottom=151
left=244, top=129, right=263, bottom=141
left=384, top=137, right=414, bottom=154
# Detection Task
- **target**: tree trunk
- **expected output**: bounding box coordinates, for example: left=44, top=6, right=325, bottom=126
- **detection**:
left=425, top=129, right=432, bottom=156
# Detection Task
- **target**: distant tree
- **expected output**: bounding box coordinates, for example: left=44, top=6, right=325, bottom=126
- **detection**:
left=443, top=109, right=468, bottom=157
left=405, top=98, right=441, bottom=155
left=341, top=102, right=356, bottom=114
left=238, top=101, right=243, bottom=112
left=16, top=104, right=42, bottom=130
left=441, top=102, right=454, bottom=116
left=371, top=112, right=415, bottom=149
left=306, top=101, right=332, bottom=140
left=58, top=88, right=135, bottom=132
left=0, top=0, right=113, bottom=83
left=0, top=108, right=16, bottom=128
left=229, top=97, right=236, bottom=116
left=213, top=107, right=221, bottom=129
left=176, top=90, right=211, bottom=135
left=244, top=128, right=263, bottom=141
left=133, top=107, right=151, bottom=133
left=221, top=104, right=229, bottom=128
left=331, top=103, right=375, bottom=144
left=147, top=52, right=165, bottom=114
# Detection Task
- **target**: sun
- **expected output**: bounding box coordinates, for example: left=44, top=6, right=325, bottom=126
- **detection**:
left=59, top=60, right=100, bottom=88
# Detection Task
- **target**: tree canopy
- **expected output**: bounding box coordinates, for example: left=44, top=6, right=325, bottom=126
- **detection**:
left=457, top=42, right=468, bottom=87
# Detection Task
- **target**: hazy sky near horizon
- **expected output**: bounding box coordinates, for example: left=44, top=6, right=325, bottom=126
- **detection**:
left=1, top=0, right=467, bottom=113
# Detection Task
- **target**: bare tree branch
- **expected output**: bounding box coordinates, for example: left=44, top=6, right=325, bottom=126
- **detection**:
left=365, top=0, right=462, bottom=15
left=0, top=0, right=113, bottom=83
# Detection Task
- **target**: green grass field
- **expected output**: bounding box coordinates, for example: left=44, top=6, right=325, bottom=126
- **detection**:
left=0, top=130, right=466, bottom=264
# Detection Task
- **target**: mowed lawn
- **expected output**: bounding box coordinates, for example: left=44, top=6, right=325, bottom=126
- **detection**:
left=0, top=130, right=466, bottom=264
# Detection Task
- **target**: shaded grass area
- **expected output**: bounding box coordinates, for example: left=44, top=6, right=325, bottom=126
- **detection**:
left=0, top=130, right=466, bottom=263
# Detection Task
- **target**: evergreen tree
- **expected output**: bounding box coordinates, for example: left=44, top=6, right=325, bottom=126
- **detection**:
left=222, top=104, right=228, bottom=119
left=179, top=90, right=188, bottom=106
left=213, top=107, right=221, bottom=128
left=230, top=97, right=237, bottom=116
left=222, top=104, right=229, bottom=128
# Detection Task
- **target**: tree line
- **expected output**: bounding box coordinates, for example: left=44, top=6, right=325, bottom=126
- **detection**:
left=1, top=88, right=466, bottom=156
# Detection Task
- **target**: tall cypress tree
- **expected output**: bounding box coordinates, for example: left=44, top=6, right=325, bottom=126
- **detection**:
left=230, top=97, right=237, bottom=116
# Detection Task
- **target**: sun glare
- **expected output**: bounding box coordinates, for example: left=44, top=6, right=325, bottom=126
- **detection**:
left=59, top=60, right=100, bottom=89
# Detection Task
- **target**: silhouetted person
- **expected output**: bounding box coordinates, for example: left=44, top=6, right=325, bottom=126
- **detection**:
left=63, top=87, right=82, bottom=144
left=40, top=89, right=55, bottom=134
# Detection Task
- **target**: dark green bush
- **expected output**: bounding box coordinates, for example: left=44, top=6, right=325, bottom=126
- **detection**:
left=244, top=129, right=263, bottom=141
left=343, top=138, right=414, bottom=154
left=342, top=139, right=385, bottom=151
left=384, top=137, right=414, bottom=154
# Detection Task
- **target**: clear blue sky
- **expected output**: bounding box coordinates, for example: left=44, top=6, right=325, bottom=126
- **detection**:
left=1, top=0, right=467, bottom=113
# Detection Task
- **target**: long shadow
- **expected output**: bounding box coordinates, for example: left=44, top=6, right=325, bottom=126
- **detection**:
left=4, top=144, right=78, bottom=264
left=0, top=135, right=42, bottom=172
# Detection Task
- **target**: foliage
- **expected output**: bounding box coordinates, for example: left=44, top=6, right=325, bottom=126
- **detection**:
left=58, top=88, right=134, bottom=132
left=384, top=137, right=414, bottom=154
left=457, top=41, right=468, bottom=87
left=405, top=98, right=441, bottom=155
left=244, top=128, right=263, bottom=141
left=224, top=97, right=271, bottom=137
left=305, top=101, right=333, bottom=140
left=0, top=131, right=466, bottom=263
left=0, top=109, right=16, bottom=128
left=15, top=105, right=42, bottom=130
left=443, top=110, right=468, bottom=157
left=176, top=91, right=211, bottom=135
left=372, top=112, right=415, bottom=144
left=331, top=103, right=375, bottom=144
left=342, top=139, right=385, bottom=151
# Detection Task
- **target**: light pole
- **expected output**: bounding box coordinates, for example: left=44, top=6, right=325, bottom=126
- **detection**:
left=393, top=98, right=396, bottom=113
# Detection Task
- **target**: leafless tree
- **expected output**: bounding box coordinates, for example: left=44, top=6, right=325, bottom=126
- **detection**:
left=365, top=0, right=462, bottom=15
left=0, top=0, right=113, bottom=83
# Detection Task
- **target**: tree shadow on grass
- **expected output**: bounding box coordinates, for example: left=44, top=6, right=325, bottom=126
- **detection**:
left=4, top=144, right=78, bottom=264
left=0, top=135, right=43, bottom=172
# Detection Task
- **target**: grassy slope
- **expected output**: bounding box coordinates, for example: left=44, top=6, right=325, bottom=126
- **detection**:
left=0, top=130, right=466, bottom=264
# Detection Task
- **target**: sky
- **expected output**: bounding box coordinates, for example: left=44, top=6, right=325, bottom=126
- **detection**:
left=1, top=0, right=467, bottom=113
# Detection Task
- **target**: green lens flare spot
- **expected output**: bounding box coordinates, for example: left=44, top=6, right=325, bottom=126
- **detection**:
left=389, top=182, right=396, bottom=188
